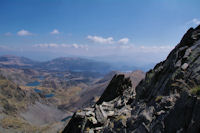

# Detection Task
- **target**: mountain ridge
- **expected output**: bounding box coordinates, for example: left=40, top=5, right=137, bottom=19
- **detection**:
left=0, top=55, right=112, bottom=73
left=62, top=25, right=200, bottom=133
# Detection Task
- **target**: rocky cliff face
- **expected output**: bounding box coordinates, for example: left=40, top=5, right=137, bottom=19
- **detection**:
left=62, top=25, right=200, bottom=133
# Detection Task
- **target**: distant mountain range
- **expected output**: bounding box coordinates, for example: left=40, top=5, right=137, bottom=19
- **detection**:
left=0, top=55, right=155, bottom=73
left=0, top=55, right=112, bottom=74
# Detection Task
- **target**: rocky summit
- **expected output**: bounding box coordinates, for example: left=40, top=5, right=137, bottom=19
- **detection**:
left=62, top=25, right=200, bottom=133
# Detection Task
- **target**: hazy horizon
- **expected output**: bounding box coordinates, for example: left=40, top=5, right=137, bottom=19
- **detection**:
left=0, top=0, right=200, bottom=66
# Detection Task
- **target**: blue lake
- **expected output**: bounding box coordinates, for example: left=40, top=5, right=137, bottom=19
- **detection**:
left=45, top=94, right=55, bottom=98
left=34, top=88, right=42, bottom=93
left=28, top=81, right=55, bottom=98
left=34, top=88, right=55, bottom=98
left=26, top=81, right=40, bottom=86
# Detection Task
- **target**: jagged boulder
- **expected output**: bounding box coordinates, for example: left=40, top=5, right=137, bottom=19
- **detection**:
left=62, top=74, right=133, bottom=133
left=97, top=74, right=132, bottom=105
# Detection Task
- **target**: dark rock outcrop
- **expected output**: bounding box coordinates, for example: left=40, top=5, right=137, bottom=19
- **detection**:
left=97, top=74, right=132, bottom=105
left=62, top=25, right=200, bottom=133
left=136, top=25, right=200, bottom=101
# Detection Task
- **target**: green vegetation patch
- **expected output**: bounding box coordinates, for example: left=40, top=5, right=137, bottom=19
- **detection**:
left=114, top=115, right=126, bottom=122
left=0, top=116, right=51, bottom=132
left=114, top=115, right=127, bottom=126
left=190, top=86, right=200, bottom=96
left=155, top=95, right=163, bottom=102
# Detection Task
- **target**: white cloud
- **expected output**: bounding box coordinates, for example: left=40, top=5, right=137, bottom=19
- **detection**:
left=118, top=38, right=129, bottom=44
left=33, top=43, right=58, bottom=48
left=119, top=45, right=132, bottom=49
left=106, top=44, right=174, bottom=53
left=47, top=43, right=58, bottom=48
left=33, top=43, right=88, bottom=49
left=191, top=18, right=200, bottom=25
left=138, top=45, right=174, bottom=53
left=87, top=35, right=130, bottom=45
left=87, top=35, right=114, bottom=44
left=72, top=43, right=79, bottom=48
left=17, top=29, right=32, bottom=36
left=31, top=42, right=174, bottom=64
left=50, top=29, right=60, bottom=35
left=186, top=18, right=200, bottom=26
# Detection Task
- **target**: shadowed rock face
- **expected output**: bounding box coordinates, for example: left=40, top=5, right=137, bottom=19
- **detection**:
left=62, top=25, right=200, bottom=133
left=97, top=74, right=132, bottom=105
left=136, top=25, right=200, bottom=101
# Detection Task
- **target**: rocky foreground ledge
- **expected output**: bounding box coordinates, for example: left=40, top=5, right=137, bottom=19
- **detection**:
left=62, top=25, right=200, bottom=133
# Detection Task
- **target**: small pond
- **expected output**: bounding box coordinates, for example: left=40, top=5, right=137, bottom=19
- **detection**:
left=28, top=82, right=55, bottom=98
left=45, top=94, right=55, bottom=98
left=26, top=81, right=40, bottom=87
left=34, top=88, right=42, bottom=93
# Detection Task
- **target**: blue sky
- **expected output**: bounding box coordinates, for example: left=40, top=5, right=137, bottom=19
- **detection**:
left=0, top=0, right=200, bottom=66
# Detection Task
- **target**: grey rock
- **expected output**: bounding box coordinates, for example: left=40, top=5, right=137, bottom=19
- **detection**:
left=88, top=116, right=97, bottom=124
left=181, top=63, right=189, bottom=70
left=95, top=105, right=107, bottom=124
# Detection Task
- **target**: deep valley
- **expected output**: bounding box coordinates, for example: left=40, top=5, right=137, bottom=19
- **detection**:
left=0, top=56, right=145, bottom=132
